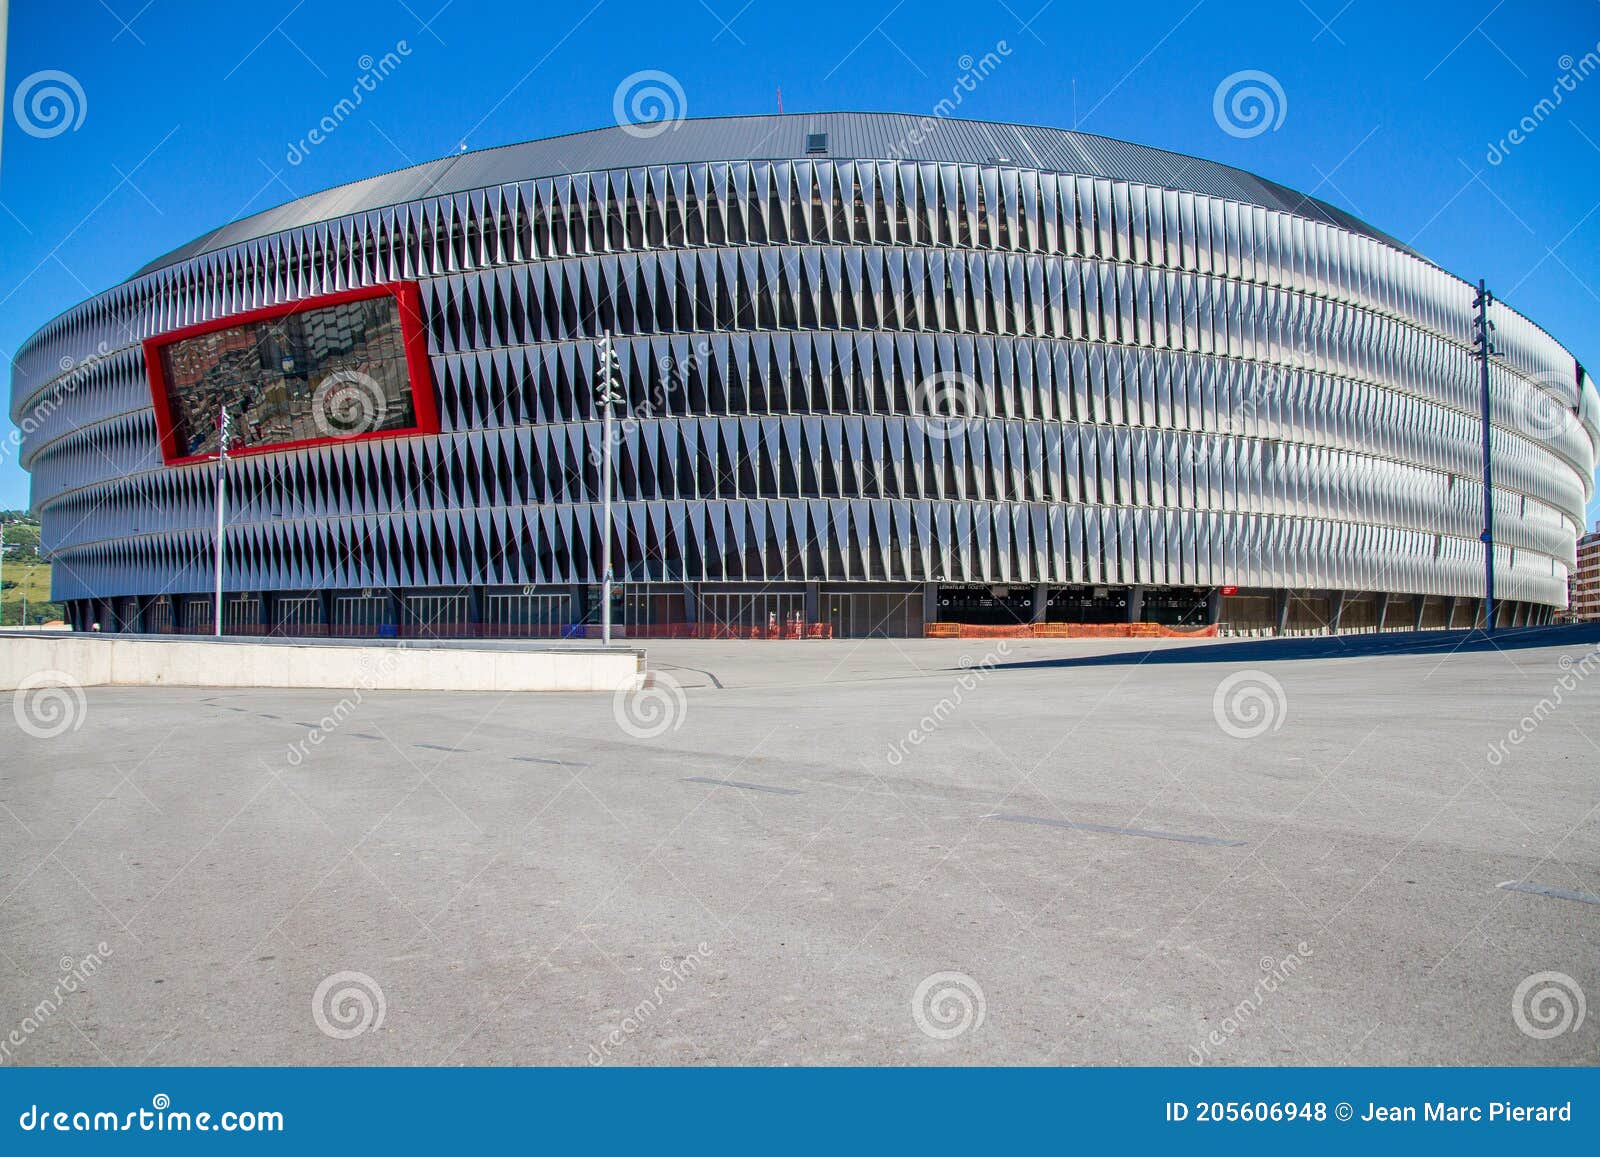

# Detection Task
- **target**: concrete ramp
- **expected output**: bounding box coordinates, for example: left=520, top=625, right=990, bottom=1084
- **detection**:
left=0, top=633, right=643, bottom=693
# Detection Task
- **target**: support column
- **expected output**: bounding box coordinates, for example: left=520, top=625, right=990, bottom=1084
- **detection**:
left=1374, top=591, right=1389, bottom=633
left=682, top=583, right=699, bottom=624
left=1126, top=585, right=1145, bottom=623
left=1442, top=595, right=1457, bottom=630
left=1206, top=589, right=1222, bottom=626
left=1328, top=590, right=1345, bottom=635
left=923, top=583, right=938, bottom=627
left=804, top=582, right=820, bottom=624
left=1031, top=583, right=1047, bottom=623
left=1276, top=589, right=1291, bottom=636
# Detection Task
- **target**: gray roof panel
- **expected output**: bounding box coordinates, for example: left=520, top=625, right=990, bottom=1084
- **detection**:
left=133, top=112, right=1419, bottom=276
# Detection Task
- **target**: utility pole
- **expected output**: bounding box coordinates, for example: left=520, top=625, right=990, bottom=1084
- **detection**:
left=1472, top=280, right=1498, bottom=634
left=596, top=333, right=622, bottom=645
left=214, top=405, right=229, bottom=637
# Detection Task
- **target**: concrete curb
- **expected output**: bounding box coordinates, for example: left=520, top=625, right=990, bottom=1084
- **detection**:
left=0, top=633, right=644, bottom=693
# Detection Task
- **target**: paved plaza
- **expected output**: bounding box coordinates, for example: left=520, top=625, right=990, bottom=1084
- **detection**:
left=2, top=627, right=1597, bottom=1065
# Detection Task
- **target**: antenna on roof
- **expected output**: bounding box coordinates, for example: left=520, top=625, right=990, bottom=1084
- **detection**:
left=777, top=87, right=783, bottom=115
left=1072, top=78, right=1077, bottom=130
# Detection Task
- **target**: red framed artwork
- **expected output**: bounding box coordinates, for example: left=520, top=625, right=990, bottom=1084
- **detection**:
left=143, top=282, right=438, bottom=466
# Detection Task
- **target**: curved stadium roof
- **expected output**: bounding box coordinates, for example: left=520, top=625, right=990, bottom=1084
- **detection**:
left=134, top=111, right=1419, bottom=277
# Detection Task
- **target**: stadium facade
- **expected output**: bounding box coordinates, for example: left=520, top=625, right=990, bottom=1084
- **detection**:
left=10, top=113, right=1598, bottom=639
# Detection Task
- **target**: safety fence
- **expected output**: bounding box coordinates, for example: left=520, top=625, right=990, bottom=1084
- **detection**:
left=923, top=622, right=1220, bottom=639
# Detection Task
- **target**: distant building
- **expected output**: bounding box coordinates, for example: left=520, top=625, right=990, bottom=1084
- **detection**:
left=1573, top=526, right=1600, bottom=621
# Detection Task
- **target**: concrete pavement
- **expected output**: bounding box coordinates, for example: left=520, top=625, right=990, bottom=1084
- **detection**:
left=1, top=627, right=1597, bottom=1065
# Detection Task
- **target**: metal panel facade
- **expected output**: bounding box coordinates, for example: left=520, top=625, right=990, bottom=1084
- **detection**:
left=9, top=115, right=1598, bottom=623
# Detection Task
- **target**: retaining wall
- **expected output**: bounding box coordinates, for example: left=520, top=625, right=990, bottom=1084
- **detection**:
left=0, top=634, right=643, bottom=693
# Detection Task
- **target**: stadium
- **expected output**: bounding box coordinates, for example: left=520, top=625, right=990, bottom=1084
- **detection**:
left=9, top=112, right=1598, bottom=639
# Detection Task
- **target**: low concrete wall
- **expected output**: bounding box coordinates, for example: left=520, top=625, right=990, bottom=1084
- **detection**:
left=0, top=633, right=643, bottom=693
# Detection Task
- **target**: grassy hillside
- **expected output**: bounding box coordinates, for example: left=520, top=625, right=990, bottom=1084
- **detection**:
left=1, top=560, right=60, bottom=625
left=1, top=515, right=64, bottom=625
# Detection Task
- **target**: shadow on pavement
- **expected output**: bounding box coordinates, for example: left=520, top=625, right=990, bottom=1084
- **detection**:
left=986, top=623, right=1600, bottom=671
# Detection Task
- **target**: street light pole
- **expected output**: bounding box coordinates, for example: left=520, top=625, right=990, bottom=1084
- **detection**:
left=597, top=332, right=619, bottom=645
left=1472, top=281, right=1498, bottom=634
left=214, top=405, right=229, bottom=638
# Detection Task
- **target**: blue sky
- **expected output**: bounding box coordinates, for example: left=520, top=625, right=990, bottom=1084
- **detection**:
left=2, top=0, right=1598, bottom=516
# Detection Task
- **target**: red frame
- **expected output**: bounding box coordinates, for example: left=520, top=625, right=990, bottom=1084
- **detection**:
left=144, top=281, right=438, bottom=466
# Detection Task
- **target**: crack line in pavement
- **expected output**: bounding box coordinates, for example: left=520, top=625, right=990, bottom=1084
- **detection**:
left=683, top=776, right=804, bottom=796
left=985, top=812, right=1247, bottom=847
left=1496, top=881, right=1600, bottom=906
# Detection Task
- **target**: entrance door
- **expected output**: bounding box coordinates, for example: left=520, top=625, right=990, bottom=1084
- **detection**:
left=275, top=595, right=323, bottom=636
left=700, top=592, right=803, bottom=637
left=485, top=591, right=573, bottom=638
left=825, top=591, right=921, bottom=638
left=404, top=594, right=470, bottom=638
left=332, top=592, right=388, bottom=636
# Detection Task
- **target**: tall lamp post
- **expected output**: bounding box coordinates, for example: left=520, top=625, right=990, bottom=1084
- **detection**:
left=1472, top=281, right=1498, bottom=634
left=596, top=333, right=622, bottom=645
left=213, top=405, right=230, bottom=637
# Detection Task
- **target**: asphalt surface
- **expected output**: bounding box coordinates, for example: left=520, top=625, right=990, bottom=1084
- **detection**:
left=2, top=626, right=1597, bottom=1066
